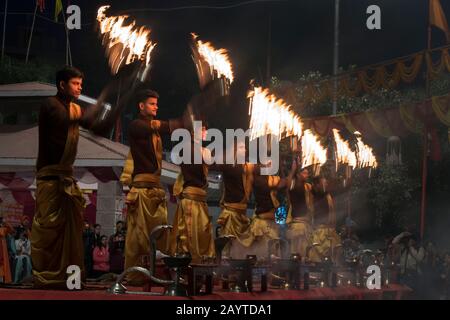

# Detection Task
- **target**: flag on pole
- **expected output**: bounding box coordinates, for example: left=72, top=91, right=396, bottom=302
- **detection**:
left=430, top=0, right=450, bottom=42
left=37, top=0, right=45, bottom=13
left=54, top=0, right=63, bottom=22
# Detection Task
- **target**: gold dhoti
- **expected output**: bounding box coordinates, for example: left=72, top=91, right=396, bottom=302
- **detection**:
left=217, top=204, right=250, bottom=257
left=217, top=203, right=250, bottom=238
left=308, top=225, right=342, bottom=263
left=31, top=165, right=85, bottom=289
left=286, top=217, right=312, bottom=257
left=124, top=174, right=168, bottom=282
left=248, top=212, right=279, bottom=241
left=229, top=211, right=279, bottom=259
left=169, top=186, right=215, bottom=264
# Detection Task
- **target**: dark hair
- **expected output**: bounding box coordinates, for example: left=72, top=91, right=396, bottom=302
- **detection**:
left=94, top=224, right=101, bottom=229
left=137, top=89, right=159, bottom=105
left=97, top=235, right=108, bottom=248
left=55, top=66, right=84, bottom=91
left=116, top=220, right=124, bottom=226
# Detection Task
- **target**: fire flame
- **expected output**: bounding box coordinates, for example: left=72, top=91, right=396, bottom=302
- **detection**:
left=355, top=132, right=378, bottom=168
left=333, top=129, right=357, bottom=168
left=301, top=129, right=328, bottom=168
left=97, top=5, right=156, bottom=74
left=248, top=86, right=302, bottom=141
left=192, top=33, right=234, bottom=83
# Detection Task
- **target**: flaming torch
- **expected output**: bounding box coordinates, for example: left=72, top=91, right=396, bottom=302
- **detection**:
left=191, top=33, right=234, bottom=93
left=186, top=33, right=235, bottom=133
left=248, top=86, right=303, bottom=142
left=333, top=129, right=357, bottom=187
left=91, top=5, right=157, bottom=138
left=355, top=131, right=378, bottom=177
left=301, top=129, right=328, bottom=175
left=96, top=5, right=156, bottom=78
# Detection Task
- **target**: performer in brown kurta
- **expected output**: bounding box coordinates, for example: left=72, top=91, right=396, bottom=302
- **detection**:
left=32, top=66, right=103, bottom=289
left=169, top=125, right=215, bottom=263
left=285, top=159, right=314, bottom=257
left=230, top=163, right=283, bottom=259
left=308, top=176, right=342, bottom=264
left=120, top=89, right=183, bottom=282
left=215, top=163, right=254, bottom=237
left=214, top=142, right=254, bottom=239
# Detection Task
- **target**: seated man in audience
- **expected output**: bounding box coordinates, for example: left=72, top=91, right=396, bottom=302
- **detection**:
left=14, top=229, right=32, bottom=284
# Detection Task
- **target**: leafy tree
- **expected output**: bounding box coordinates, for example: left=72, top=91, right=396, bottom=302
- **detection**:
left=0, top=55, right=57, bottom=84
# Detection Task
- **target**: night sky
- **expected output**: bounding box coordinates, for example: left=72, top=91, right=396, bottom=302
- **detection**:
left=3, top=0, right=448, bottom=127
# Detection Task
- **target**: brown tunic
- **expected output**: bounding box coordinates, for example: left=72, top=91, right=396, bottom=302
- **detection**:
left=289, top=180, right=308, bottom=218
left=312, top=190, right=330, bottom=226
left=253, top=174, right=276, bottom=215
left=36, top=92, right=98, bottom=171
left=128, top=114, right=169, bottom=177
left=212, top=164, right=246, bottom=203
left=180, top=141, right=207, bottom=189
left=128, top=114, right=183, bottom=177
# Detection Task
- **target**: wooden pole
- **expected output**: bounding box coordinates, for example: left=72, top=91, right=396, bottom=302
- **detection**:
left=420, top=127, right=428, bottom=239
left=60, top=4, right=72, bottom=66
left=265, top=12, right=272, bottom=86
left=1, top=0, right=8, bottom=62
left=332, top=0, right=340, bottom=115
left=420, top=0, right=432, bottom=239
left=25, top=2, right=39, bottom=63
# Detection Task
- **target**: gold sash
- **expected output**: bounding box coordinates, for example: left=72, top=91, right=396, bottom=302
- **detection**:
left=173, top=151, right=209, bottom=201
left=256, top=209, right=276, bottom=220
left=180, top=186, right=207, bottom=202
left=222, top=202, right=248, bottom=214
left=131, top=173, right=162, bottom=189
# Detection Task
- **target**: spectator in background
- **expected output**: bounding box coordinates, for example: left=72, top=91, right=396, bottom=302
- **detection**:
left=92, top=235, right=110, bottom=278
left=393, top=232, right=425, bottom=298
left=14, top=229, right=32, bottom=284
left=109, top=221, right=126, bottom=274
left=20, top=219, right=32, bottom=239
left=82, top=220, right=94, bottom=278
left=93, top=224, right=102, bottom=246
left=0, top=217, right=13, bottom=283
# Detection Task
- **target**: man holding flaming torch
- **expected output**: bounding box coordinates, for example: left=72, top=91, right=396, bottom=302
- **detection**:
left=285, top=158, right=314, bottom=258
left=230, top=163, right=283, bottom=259
left=308, top=176, right=342, bottom=264
left=213, top=142, right=254, bottom=239
left=120, top=89, right=184, bottom=284
left=168, top=123, right=215, bottom=263
left=31, top=66, right=110, bottom=289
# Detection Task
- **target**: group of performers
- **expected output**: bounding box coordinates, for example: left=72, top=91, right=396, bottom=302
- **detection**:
left=29, top=66, right=342, bottom=289
left=225, top=156, right=342, bottom=265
